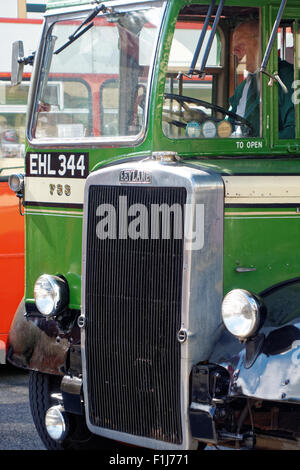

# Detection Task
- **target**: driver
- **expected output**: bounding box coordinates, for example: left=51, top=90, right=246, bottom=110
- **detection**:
left=229, top=19, right=295, bottom=139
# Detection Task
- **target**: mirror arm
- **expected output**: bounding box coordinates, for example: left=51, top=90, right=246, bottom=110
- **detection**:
left=18, top=52, right=35, bottom=67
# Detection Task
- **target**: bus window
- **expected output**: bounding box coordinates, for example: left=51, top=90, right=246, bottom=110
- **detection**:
left=100, top=79, right=119, bottom=136
left=35, top=79, right=91, bottom=138
left=163, top=5, right=261, bottom=140
left=277, top=22, right=295, bottom=139
left=32, top=5, right=164, bottom=142
left=100, top=79, right=147, bottom=136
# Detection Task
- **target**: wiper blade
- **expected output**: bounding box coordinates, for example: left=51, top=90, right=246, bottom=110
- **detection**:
left=188, top=0, right=216, bottom=76
left=54, top=22, right=94, bottom=54
left=259, top=0, right=288, bottom=93
left=54, top=3, right=112, bottom=55
left=178, top=0, right=223, bottom=80
left=197, top=0, right=225, bottom=78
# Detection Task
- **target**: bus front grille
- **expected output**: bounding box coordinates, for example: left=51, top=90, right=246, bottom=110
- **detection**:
left=84, top=185, right=186, bottom=444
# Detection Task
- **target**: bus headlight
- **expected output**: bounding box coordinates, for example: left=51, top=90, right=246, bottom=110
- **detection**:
left=45, top=405, right=69, bottom=441
left=34, top=274, right=69, bottom=317
left=221, top=289, right=266, bottom=340
left=8, top=173, right=24, bottom=195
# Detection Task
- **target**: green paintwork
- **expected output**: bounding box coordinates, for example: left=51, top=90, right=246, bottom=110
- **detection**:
left=25, top=0, right=300, bottom=311
left=223, top=208, right=300, bottom=295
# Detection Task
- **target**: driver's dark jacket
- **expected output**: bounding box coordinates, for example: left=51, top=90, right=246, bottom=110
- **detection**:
left=229, top=59, right=295, bottom=139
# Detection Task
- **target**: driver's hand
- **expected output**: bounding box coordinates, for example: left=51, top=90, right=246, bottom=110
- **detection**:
left=37, top=101, right=51, bottom=112
left=183, top=109, right=206, bottom=123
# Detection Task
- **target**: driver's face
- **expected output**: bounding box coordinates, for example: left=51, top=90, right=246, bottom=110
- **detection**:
left=232, top=24, right=259, bottom=73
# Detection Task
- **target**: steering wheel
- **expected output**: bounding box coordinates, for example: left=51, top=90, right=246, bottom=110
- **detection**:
left=164, top=93, right=253, bottom=134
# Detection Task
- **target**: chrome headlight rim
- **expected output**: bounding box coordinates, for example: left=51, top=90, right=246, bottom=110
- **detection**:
left=45, top=405, right=69, bottom=442
left=34, top=274, right=69, bottom=317
left=221, top=288, right=266, bottom=340
left=8, top=173, right=24, bottom=194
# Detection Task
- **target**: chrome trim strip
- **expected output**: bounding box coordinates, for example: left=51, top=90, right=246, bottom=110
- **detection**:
left=81, top=160, right=224, bottom=450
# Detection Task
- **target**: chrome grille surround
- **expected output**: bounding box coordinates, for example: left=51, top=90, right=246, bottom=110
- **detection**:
left=81, top=159, right=224, bottom=450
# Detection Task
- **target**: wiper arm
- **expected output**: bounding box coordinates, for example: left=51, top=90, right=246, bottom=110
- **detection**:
left=197, top=0, right=225, bottom=78
left=188, top=0, right=216, bottom=76
left=259, top=0, right=288, bottom=93
left=177, top=0, right=223, bottom=80
left=69, top=3, right=109, bottom=38
left=54, top=22, right=94, bottom=54
left=54, top=3, right=112, bottom=55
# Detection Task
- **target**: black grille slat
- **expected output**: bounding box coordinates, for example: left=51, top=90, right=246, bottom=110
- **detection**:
left=85, top=185, right=186, bottom=444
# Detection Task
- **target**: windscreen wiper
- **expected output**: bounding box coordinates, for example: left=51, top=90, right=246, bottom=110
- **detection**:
left=188, top=0, right=216, bottom=76
left=197, top=0, right=225, bottom=78
left=177, top=0, right=223, bottom=80
left=54, top=3, right=112, bottom=55
left=259, top=0, right=288, bottom=93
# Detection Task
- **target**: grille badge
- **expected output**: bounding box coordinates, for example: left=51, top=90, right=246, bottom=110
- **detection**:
left=119, top=169, right=152, bottom=184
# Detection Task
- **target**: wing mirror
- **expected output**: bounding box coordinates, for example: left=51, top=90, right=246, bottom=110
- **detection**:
left=11, top=41, right=35, bottom=86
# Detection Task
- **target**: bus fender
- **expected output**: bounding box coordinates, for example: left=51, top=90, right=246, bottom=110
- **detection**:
left=212, top=320, right=300, bottom=403
left=6, top=299, right=79, bottom=376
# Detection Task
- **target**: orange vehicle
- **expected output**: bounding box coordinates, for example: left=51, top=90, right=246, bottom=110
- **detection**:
left=0, top=168, right=24, bottom=364
left=0, top=83, right=25, bottom=364
left=0, top=17, right=42, bottom=363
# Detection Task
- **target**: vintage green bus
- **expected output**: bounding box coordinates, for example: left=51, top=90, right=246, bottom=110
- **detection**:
left=7, top=0, right=300, bottom=450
